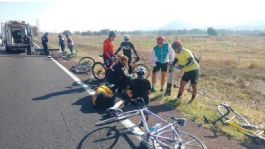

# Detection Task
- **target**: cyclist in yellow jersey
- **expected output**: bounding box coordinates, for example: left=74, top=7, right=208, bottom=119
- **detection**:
left=171, top=40, right=200, bottom=104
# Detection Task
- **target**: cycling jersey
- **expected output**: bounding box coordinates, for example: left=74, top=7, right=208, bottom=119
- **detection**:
left=92, top=85, right=115, bottom=108
left=103, top=38, right=114, bottom=59
left=116, top=42, right=137, bottom=58
left=106, top=62, right=130, bottom=90
left=129, top=78, right=151, bottom=105
left=175, top=48, right=200, bottom=72
left=59, top=38, right=65, bottom=50
left=66, top=36, right=74, bottom=46
left=151, top=43, right=175, bottom=66
left=41, top=35, right=48, bottom=44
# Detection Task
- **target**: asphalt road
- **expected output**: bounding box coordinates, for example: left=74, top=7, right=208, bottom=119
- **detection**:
left=0, top=49, right=140, bottom=149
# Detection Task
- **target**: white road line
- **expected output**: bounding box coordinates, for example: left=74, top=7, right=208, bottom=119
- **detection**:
left=34, top=42, right=144, bottom=141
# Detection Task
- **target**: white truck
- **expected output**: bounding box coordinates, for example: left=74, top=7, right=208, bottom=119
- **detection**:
left=1, top=21, right=33, bottom=53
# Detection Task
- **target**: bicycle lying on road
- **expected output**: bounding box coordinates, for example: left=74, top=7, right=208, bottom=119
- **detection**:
left=92, top=56, right=150, bottom=81
left=204, top=103, right=265, bottom=145
left=52, top=51, right=77, bottom=60
left=70, top=56, right=95, bottom=74
left=96, top=97, right=207, bottom=149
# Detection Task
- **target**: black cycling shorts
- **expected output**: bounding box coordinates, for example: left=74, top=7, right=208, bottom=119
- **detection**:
left=95, top=93, right=115, bottom=109
left=153, top=62, right=168, bottom=73
left=181, top=69, right=200, bottom=85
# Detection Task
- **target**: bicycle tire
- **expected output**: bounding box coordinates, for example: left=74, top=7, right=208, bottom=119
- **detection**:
left=53, top=52, right=63, bottom=59
left=155, top=130, right=207, bottom=149
left=92, top=62, right=106, bottom=81
left=217, top=105, right=251, bottom=127
left=79, top=56, right=95, bottom=65
left=62, top=54, right=76, bottom=60
left=132, top=63, right=150, bottom=79
left=245, top=133, right=265, bottom=145
left=95, top=110, right=139, bottom=126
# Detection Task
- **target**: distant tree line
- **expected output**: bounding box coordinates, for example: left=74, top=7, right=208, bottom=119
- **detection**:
left=60, top=28, right=265, bottom=36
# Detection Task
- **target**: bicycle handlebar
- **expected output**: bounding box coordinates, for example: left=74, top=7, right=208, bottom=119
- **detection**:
left=204, top=103, right=231, bottom=125
left=131, top=97, right=146, bottom=108
left=171, top=117, right=187, bottom=127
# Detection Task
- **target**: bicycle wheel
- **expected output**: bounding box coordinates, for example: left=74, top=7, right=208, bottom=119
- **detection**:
left=132, top=64, right=150, bottom=79
left=155, top=130, right=207, bottom=149
left=79, top=56, right=95, bottom=65
left=92, top=62, right=106, bottom=81
left=53, top=52, right=63, bottom=59
left=95, top=110, right=139, bottom=126
left=62, top=54, right=70, bottom=60
left=217, top=105, right=251, bottom=127
left=62, top=54, right=76, bottom=60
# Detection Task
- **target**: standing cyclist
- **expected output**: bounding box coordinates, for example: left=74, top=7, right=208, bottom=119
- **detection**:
left=151, top=36, right=175, bottom=92
left=58, top=35, right=65, bottom=53
left=24, top=34, right=31, bottom=55
left=66, top=34, right=74, bottom=54
left=115, top=35, right=139, bottom=74
left=103, top=31, right=116, bottom=68
left=41, top=32, right=49, bottom=55
left=171, top=40, right=200, bottom=104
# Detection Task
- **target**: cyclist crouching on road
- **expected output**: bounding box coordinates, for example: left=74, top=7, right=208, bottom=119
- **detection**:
left=106, top=67, right=151, bottom=116
left=115, top=35, right=140, bottom=74
left=170, top=40, right=200, bottom=104
left=151, top=36, right=175, bottom=92
left=92, top=67, right=151, bottom=116
left=106, top=55, right=131, bottom=92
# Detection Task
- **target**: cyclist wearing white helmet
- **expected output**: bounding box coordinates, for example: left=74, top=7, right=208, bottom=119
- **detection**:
left=115, top=35, right=139, bottom=74
left=127, top=67, right=151, bottom=105
left=106, top=66, right=151, bottom=117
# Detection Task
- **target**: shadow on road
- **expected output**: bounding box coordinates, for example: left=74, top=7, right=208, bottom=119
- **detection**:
left=72, top=96, right=106, bottom=114
left=72, top=79, right=105, bottom=90
left=77, top=126, right=138, bottom=149
left=204, top=126, right=265, bottom=149
left=148, top=102, right=176, bottom=114
left=203, top=127, right=225, bottom=139
left=32, top=87, right=85, bottom=100
left=240, top=142, right=265, bottom=149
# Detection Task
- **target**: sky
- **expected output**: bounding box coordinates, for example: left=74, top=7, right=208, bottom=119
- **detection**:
left=0, top=0, right=264, bottom=32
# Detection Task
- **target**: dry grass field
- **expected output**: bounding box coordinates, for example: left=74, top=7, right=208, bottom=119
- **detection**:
left=38, top=34, right=265, bottom=141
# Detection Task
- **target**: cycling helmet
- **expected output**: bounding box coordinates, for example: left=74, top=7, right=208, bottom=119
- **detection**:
left=124, top=35, right=130, bottom=41
left=109, top=31, right=116, bottom=38
left=136, top=66, right=146, bottom=77
left=156, top=36, right=165, bottom=44
left=171, top=40, right=182, bottom=50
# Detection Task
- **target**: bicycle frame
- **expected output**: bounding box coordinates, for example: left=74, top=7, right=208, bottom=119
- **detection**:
left=96, top=97, right=206, bottom=148
left=205, top=103, right=265, bottom=144
left=134, top=107, right=184, bottom=148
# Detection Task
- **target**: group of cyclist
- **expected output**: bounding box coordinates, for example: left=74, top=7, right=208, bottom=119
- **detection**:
left=93, top=31, right=200, bottom=116
left=41, top=33, right=74, bottom=56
